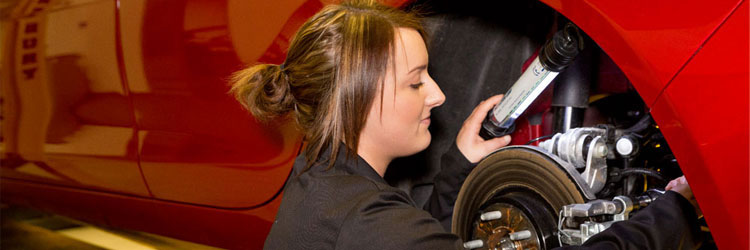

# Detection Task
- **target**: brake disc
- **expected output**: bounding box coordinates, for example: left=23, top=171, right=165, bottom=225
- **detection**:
left=452, top=146, right=588, bottom=249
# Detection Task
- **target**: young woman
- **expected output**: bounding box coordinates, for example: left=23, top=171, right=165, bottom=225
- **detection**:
left=231, top=1, right=700, bottom=249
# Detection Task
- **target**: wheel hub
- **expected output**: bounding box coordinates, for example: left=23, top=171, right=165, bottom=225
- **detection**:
left=452, top=146, right=588, bottom=249
left=472, top=202, right=541, bottom=249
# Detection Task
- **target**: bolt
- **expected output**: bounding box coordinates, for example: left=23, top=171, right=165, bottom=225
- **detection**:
left=595, top=144, right=608, bottom=158
left=509, top=230, right=532, bottom=241
left=480, top=210, right=502, bottom=221
left=499, top=238, right=520, bottom=250
left=463, top=239, right=484, bottom=249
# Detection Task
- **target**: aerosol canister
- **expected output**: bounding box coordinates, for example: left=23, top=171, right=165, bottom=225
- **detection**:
left=480, top=24, right=582, bottom=139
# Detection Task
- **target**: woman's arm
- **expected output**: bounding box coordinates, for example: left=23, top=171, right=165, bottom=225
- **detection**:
left=424, top=94, right=511, bottom=230
left=424, top=142, right=477, bottom=230
left=558, top=176, right=702, bottom=249
left=337, top=189, right=464, bottom=250
left=559, top=190, right=702, bottom=249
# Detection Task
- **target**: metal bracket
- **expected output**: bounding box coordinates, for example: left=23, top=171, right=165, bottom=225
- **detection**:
left=558, top=196, right=637, bottom=245
left=581, top=136, right=607, bottom=193
left=539, top=128, right=608, bottom=195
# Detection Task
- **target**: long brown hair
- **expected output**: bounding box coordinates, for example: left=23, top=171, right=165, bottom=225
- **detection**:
left=230, top=0, right=425, bottom=170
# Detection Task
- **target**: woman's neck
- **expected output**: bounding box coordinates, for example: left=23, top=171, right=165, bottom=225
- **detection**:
left=356, top=143, right=392, bottom=177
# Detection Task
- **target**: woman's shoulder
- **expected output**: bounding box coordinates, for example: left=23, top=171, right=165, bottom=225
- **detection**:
left=333, top=181, right=462, bottom=250
left=286, top=155, right=408, bottom=202
left=295, top=168, right=413, bottom=206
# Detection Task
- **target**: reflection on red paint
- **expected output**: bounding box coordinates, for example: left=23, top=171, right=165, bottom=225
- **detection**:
left=127, top=0, right=308, bottom=208
left=2, top=0, right=148, bottom=196
left=0, top=0, right=745, bottom=249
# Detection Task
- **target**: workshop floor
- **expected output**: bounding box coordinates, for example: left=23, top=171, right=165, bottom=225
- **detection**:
left=1, top=205, right=223, bottom=250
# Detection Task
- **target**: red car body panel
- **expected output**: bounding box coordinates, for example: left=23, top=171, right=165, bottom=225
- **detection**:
left=540, top=1, right=749, bottom=249
left=2, top=0, right=150, bottom=196
left=1, top=0, right=747, bottom=249
left=651, top=1, right=749, bottom=248
left=122, top=0, right=306, bottom=208
left=541, top=0, right=743, bottom=106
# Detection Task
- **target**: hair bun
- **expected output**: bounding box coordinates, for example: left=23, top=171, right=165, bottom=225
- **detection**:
left=230, top=63, right=295, bottom=121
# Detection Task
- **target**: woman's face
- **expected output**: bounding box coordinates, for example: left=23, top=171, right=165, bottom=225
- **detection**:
left=359, top=27, right=446, bottom=161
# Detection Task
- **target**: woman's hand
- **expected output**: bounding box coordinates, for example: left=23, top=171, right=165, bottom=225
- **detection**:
left=666, top=175, right=702, bottom=216
left=456, top=95, right=512, bottom=163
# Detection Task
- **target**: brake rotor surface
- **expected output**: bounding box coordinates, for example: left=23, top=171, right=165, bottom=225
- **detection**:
left=452, top=146, right=587, bottom=249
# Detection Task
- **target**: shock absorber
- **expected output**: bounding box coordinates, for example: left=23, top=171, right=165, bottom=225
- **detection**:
left=552, top=37, right=597, bottom=133
left=480, top=23, right=583, bottom=139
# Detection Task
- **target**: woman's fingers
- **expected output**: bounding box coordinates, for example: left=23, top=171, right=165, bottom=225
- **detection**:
left=666, top=179, right=676, bottom=191
left=667, top=176, right=702, bottom=217
left=456, top=95, right=511, bottom=163
left=484, top=135, right=511, bottom=152
left=665, top=176, right=699, bottom=210
left=679, top=176, right=688, bottom=184
left=666, top=176, right=687, bottom=191
left=465, top=94, right=505, bottom=131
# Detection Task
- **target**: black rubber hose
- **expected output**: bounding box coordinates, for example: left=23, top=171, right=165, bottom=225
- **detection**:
left=526, top=135, right=553, bottom=145
left=622, top=114, right=652, bottom=133
left=612, top=168, right=664, bottom=180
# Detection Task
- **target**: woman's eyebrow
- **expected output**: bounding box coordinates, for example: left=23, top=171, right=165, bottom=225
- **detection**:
left=408, top=64, right=427, bottom=74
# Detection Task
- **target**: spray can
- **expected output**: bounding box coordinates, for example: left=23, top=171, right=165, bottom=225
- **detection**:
left=480, top=23, right=582, bottom=140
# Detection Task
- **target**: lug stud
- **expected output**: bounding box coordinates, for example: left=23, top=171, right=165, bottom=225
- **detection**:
left=509, top=230, right=532, bottom=241
left=463, top=239, right=484, bottom=249
left=480, top=211, right=502, bottom=221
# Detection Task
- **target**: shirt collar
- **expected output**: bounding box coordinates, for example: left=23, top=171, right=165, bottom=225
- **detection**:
left=324, top=144, right=388, bottom=185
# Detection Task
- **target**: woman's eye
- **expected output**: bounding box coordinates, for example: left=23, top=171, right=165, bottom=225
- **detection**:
left=409, top=82, right=424, bottom=89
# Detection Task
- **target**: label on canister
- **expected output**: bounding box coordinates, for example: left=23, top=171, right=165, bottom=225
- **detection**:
left=491, top=56, right=559, bottom=128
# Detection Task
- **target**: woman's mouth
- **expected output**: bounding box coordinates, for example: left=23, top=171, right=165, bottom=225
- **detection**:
left=421, top=117, right=431, bottom=125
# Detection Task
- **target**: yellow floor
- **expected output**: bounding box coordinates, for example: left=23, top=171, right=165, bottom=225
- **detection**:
left=1, top=205, right=222, bottom=250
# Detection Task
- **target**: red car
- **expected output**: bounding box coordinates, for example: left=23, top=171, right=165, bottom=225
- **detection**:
left=1, top=0, right=746, bottom=249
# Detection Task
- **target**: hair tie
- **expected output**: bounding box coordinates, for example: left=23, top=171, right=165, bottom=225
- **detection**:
left=279, top=62, right=287, bottom=71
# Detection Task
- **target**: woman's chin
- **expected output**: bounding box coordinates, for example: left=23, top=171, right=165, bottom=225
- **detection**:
left=396, top=131, right=432, bottom=157
left=416, top=133, right=432, bottom=151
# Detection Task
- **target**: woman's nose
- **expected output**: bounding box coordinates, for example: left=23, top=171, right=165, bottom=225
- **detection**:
left=425, top=76, right=446, bottom=108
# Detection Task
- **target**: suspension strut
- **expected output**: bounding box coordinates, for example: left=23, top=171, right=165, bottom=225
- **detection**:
left=480, top=23, right=583, bottom=139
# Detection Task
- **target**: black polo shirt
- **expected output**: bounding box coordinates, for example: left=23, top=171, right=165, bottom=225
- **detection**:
left=263, top=143, right=701, bottom=250
left=263, top=143, right=471, bottom=250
